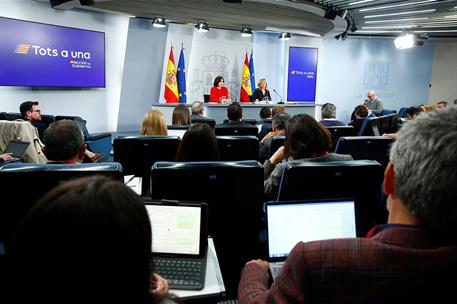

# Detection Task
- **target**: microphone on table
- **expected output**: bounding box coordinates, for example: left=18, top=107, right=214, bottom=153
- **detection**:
left=272, top=89, right=284, bottom=104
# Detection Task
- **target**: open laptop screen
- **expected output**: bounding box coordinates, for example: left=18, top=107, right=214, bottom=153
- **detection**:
left=267, top=199, right=356, bottom=259
left=146, top=202, right=205, bottom=256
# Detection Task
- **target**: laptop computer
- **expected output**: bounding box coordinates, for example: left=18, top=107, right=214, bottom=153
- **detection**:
left=4, top=140, right=30, bottom=162
left=145, top=200, right=208, bottom=290
left=74, top=118, right=109, bottom=141
left=266, top=199, right=357, bottom=279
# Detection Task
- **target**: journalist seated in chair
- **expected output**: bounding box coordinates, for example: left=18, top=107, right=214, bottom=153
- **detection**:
left=222, top=102, right=250, bottom=125
left=238, top=106, right=457, bottom=304
left=141, top=110, right=168, bottom=136
left=259, top=113, right=290, bottom=163
left=175, top=123, right=220, bottom=162
left=172, top=104, right=191, bottom=126
left=364, top=90, right=383, bottom=116
left=257, top=107, right=272, bottom=141
left=0, top=153, right=14, bottom=163
left=349, top=104, right=374, bottom=135
left=319, top=102, right=346, bottom=127
left=9, top=176, right=178, bottom=303
left=42, top=120, right=88, bottom=164
left=264, top=114, right=352, bottom=199
left=190, top=101, right=210, bottom=120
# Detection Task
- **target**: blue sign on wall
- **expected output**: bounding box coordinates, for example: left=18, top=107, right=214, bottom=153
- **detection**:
left=0, top=17, right=105, bottom=87
left=287, top=47, right=318, bottom=102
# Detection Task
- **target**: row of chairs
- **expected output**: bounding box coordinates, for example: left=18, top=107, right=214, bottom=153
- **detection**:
left=0, top=158, right=385, bottom=296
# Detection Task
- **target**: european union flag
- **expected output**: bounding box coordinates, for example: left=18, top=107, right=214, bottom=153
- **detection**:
left=177, top=47, right=187, bottom=104
left=249, top=52, right=255, bottom=94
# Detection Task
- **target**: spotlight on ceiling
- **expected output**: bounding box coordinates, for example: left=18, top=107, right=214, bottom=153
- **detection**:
left=279, top=32, right=291, bottom=40
left=195, top=20, right=209, bottom=32
left=394, top=33, right=427, bottom=49
left=240, top=27, right=253, bottom=37
left=152, top=16, right=166, bottom=28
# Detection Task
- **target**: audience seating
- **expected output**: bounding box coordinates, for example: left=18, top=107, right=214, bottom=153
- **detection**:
left=325, top=126, right=354, bottom=152
left=191, top=117, right=216, bottom=129
left=215, top=124, right=259, bottom=136
left=113, top=136, right=180, bottom=195
left=277, top=160, right=385, bottom=236
left=150, top=160, right=263, bottom=297
left=335, top=136, right=394, bottom=169
left=268, top=135, right=285, bottom=159
left=3, top=113, right=22, bottom=121
left=167, top=125, right=189, bottom=138
left=398, top=107, right=408, bottom=118
left=223, top=118, right=257, bottom=125
left=40, top=114, right=55, bottom=129
left=0, top=112, right=7, bottom=120
left=0, top=162, right=123, bottom=254
left=380, top=109, right=397, bottom=116
left=355, top=117, right=379, bottom=136
left=217, top=136, right=259, bottom=161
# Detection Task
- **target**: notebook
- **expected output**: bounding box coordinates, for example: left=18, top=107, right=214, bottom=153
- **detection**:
left=266, top=199, right=357, bottom=279
left=4, top=140, right=30, bottom=162
left=145, top=200, right=208, bottom=290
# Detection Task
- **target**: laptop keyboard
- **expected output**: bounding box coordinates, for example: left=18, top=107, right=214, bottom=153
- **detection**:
left=153, top=257, right=205, bottom=290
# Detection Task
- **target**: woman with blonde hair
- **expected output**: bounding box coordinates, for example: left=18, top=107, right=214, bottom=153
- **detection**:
left=172, top=104, right=191, bottom=126
left=141, top=110, right=168, bottom=136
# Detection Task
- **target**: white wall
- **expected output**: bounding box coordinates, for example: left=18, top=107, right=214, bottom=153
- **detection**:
left=0, top=0, right=129, bottom=132
left=428, top=41, right=457, bottom=104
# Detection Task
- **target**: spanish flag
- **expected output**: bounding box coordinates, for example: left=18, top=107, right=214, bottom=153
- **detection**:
left=240, top=53, right=252, bottom=103
left=164, top=47, right=179, bottom=103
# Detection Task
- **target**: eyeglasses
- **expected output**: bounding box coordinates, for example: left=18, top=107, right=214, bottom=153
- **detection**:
left=31, top=109, right=41, bottom=113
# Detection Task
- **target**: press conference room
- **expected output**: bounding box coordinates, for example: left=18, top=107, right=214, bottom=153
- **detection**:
left=1, top=0, right=457, bottom=303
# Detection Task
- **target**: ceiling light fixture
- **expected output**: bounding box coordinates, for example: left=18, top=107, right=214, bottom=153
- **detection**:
left=278, top=32, right=291, bottom=40
left=152, top=16, right=166, bottom=28
left=444, top=15, right=457, bottom=19
left=240, top=27, right=253, bottom=37
left=364, top=9, right=436, bottom=19
left=394, top=33, right=427, bottom=49
left=195, top=20, right=209, bottom=32
left=362, top=25, right=418, bottom=29
left=349, top=0, right=374, bottom=6
left=365, top=17, right=429, bottom=24
left=360, top=0, right=438, bottom=12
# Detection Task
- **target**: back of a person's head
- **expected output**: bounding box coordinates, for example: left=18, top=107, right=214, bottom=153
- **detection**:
left=406, top=106, right=423, bottom=118
left=272, top=113, right=290, bottom=131
left=227, top=102, right=243, bottom=121
left=259, top=107, right=272, bottom=120
left=284, top=114, right=332, bottom=160
left=272, top=105, right=286, bottom=117
left=19, top=100, right=38, bottom=118
left=43, top=119, right=84, bottom=161
left=175, top=123, right=220, bottom=162
left=354, top=104, right=369, bottom=118
left=10, top=176, right=154, bottom=303
left=321, top=103, right=337, bottom=119
left=172, top=104, right=191, bottom=126
left=191, top=101, right=204, bottom=115
left=390, top=106, right=457, bottom=235
left=141, top=110, right=168, bottom=136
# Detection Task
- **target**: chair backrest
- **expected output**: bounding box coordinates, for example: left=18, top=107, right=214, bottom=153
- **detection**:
left=55, top=115, right=83, bottom=121
left=325, top=126, right=354, bottom=152
left=150, top=160, right=263, bottom=297
left=215, top=124, right=259, bottom=136
left=356, top=117, right=378, bottom=136
left=380, top=109, right=397, bottom=116
left=112, top=136, right=181, bottom=195
left=223, top=118, right=257, bottom=125
left=0, top=112, right=7, bottom=120
left=0, top=162, right=123, bottom=254
left=379, top=114, right=400, bottom=134
left=398, top=107, right=408, bottom=118
left=191, top=118, right=216, bottom=129
left=40, top=114, right=55, bottom=129
left=277, top=160, right=385, bottom=236
left=335, top=136, right=394, bottom=169
left=167, top=125, right=189, bottom=138
left=5, top=113, right=22, bottom=121
left=217, top=136, right=259, bottom=161
left=268, top=135, right=285, bottom=159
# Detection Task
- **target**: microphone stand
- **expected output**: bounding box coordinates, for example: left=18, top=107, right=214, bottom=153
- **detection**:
left=272, top=89, right=284, bottom=104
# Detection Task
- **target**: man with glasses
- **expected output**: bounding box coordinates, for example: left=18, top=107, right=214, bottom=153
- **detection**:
left=20, top=101, right=46, bottom=140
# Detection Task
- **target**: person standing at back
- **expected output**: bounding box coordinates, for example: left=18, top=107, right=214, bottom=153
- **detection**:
left=239, top=107, right=457, bottom=304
